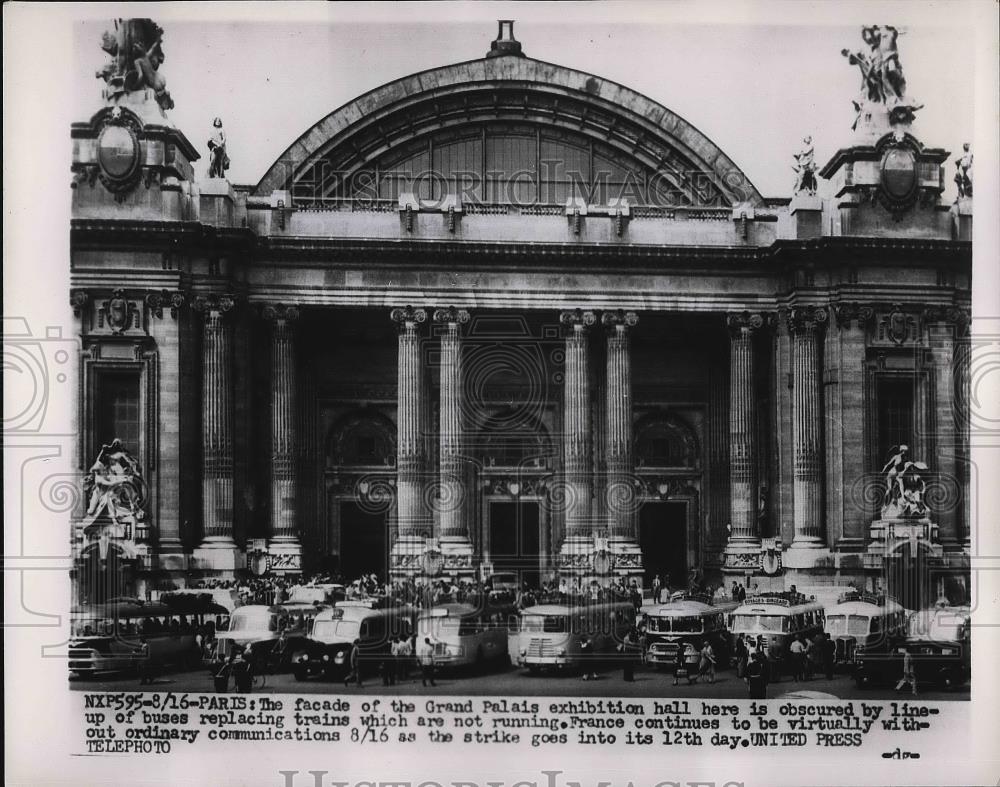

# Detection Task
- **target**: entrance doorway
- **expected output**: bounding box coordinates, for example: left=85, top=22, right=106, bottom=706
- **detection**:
left=488, top=502, right=540, bottom=587
left=638, top=501, right=687, bottom=589
left=339, top=502, right=388, bottom=578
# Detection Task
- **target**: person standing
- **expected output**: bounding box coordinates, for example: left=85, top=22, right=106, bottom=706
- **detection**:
left=895, top=650, right=917, bottom=695
left=789, top=635, right=806, bottom=682
left=397, top=635, right=413, bottom=683
left=343, top=639, right=363, bottom=688
left=683, top=642, right=701, bottom=685
left=136, top=636, right=152, bottom=686
left=734, top=634, right=749, bottom=680
left=698, top=640, right=717, bottom=684
left=746, top=651, right=768, bottom=699
left=822, top=632, right=836, bottom=680
left=418, top=637, right=437, bottom=687
left=620, top=628, right=640, bottom=682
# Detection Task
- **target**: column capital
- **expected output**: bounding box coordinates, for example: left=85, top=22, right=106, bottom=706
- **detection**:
left=260, top=303, right=301, bottom=323
left=560, top=309, right=597, bottom=330
left=191, top=293, right=236, bottom=317
left=601, top=309, right=639, bottom=332
left=70, top=289, right=89, bottom=317
left=785, top=305, right=828, bottom=334
left=832, top=302, right=875, bottom=331
left=432, top=306, right=470, bottom=325
left=921, top=304, right=971, bottom=334
left=390, top=305, right=427, bottom=329
left=726, top=310, right=769, bottom=336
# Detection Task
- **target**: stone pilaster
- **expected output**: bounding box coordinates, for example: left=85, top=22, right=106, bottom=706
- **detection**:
left=263, top=304, right=301, bottom=566
left=724, top=312, right=764, bottom=568
left=193, top=295, right=242, bottom=570
left=558, top=309, right=596, bottom=567
left=434, top=307, right=474, bottom=573
left=390, top=306, right=429, bottom=575
left=786, top=306, right=830, bottom=565
left=602, top=310, right=642, bottom=577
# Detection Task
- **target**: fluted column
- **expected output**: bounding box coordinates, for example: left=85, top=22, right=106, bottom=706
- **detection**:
left=389, top=307, right=428, bottom=575
left=196, top=295, right=236, bottom=550
left=559, top=310, right=596, bottom=548
left=725, top=312, right=763, bottom=555
left=603, top=310, right=638, bottom=538
left=788, top=307, right=827, bottom=552
left=264, top=305, right=300, bottom=549
left=434, top=307, right=474, bottom=572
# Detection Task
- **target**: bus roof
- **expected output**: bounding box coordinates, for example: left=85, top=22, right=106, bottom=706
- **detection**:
left=519, top=601, right=634, bottom=616
left=733, top=594, right=824, bottom=614
left=827, top=598, right=905, bottom=617
left=315, top=603, right=412, bottom=623
left=646, top=600, right=723, bottom=616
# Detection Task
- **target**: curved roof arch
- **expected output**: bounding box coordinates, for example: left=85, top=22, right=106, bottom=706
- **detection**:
left=254, top=54, right=762, bottom=207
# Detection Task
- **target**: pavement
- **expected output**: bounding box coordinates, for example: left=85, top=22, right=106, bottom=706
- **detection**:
left=70, top=662, right=969, bottom=701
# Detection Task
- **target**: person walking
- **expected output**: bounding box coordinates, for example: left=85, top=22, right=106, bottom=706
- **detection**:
left=895, top=650, right=918, bottom=695
left=698, top=640, right=717, bottom=684
left=418, top=637, right=437, bottom=687
left=397, top=635, right=413, bottom=683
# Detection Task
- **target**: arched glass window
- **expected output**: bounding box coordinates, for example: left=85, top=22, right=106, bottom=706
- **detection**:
left=634, top=414, right=699, bottom=468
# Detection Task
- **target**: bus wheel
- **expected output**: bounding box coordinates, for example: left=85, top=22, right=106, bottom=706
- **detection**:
left=854, top=674, right=867, bottom=689
left=293, top=667, right=308, bottom=682
left=528, top=665, right=541, bottom=676
left=474, top=647, right=484, bottom=673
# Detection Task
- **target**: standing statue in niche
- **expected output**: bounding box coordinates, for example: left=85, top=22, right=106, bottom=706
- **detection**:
left=95, top=18, right=174, bottom=111
left=954, top=143, right=973, bottom=199
left=207, top=118, right=230, bottom=179
left=85, top=439, right=148, bottom=530
left=880, top=444, right=930, bottom=519
left=841, top=25, right=921, bottom=130
left=792, top=136, right=818, bottom=194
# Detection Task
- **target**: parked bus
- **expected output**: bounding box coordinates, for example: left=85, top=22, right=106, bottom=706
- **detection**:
left=508, top=599, right=634, bottom=675
left=208, top=601, right=328, bottom=673
left=292, top=599, right=415, bottom=681
left=642, top=592, right=739, bottom=669
left=824, top=591, right=907, bottom=666
left=416, top=602, right=513, bottom=670
left=854, top=604, right=970, bottom=689
left=728, top=593, right=825, bottom=677
left=69, top=598, right=222, bottom=677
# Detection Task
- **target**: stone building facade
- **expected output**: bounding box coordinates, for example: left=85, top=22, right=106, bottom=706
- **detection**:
left=70, top=20, right=971, bottom=606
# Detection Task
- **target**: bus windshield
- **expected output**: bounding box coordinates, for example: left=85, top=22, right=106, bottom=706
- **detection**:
left=312, top=619, right=361, bottom=642
left=419, top=617, right=461, bottom=638
left=228, top=611, right=278, bottom=633
left=732, top=613, right=789, bottom=633
left=520, top=615, right=565, bottom=633
left=648, top=616, right=702, bottom=634
left=827, top=614, right=871, bottom=637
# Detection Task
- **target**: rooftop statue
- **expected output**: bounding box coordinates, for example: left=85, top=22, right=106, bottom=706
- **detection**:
left=954, top=143, right=973, bottom=199
left=792, top=136, right=818, bottom=194
left=841, top=25, right=921, bottom=130
left=95, top=18, right=174, bottom=112
left=207, top=117, right=230, bottom=178
left=880, top=444, right=930, bottom=519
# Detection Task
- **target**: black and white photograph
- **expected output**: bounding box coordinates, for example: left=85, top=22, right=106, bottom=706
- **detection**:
left=4, top=2, right=999, bottom=786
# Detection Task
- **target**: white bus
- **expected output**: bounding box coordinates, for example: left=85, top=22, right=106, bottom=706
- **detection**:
left=416, top=602, right=512, bottom=670
left=508, top=599, right=634, bottom=675
left=728, top=593, right=825, bottom=677
left=824, top=591, right=907, bottom=665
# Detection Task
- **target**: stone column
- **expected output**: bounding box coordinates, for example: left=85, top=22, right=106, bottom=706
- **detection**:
left=434, top=307, right=474, bottom=573
left=194, top=295, right=241, bottom=569
left=724, top=312, right=764, bottom=567
left=786, top=307, right=829, bottom=563
left=263, top=305, right=301, bottom=565
left=558, top=309, right=596, bottom=567
left=602, top=310, right=642, bottom=577
left=389, top=306, right=428, bottom=576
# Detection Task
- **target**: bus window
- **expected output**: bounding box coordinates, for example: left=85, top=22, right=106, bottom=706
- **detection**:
left=869, top=616, right=881, bottom=634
